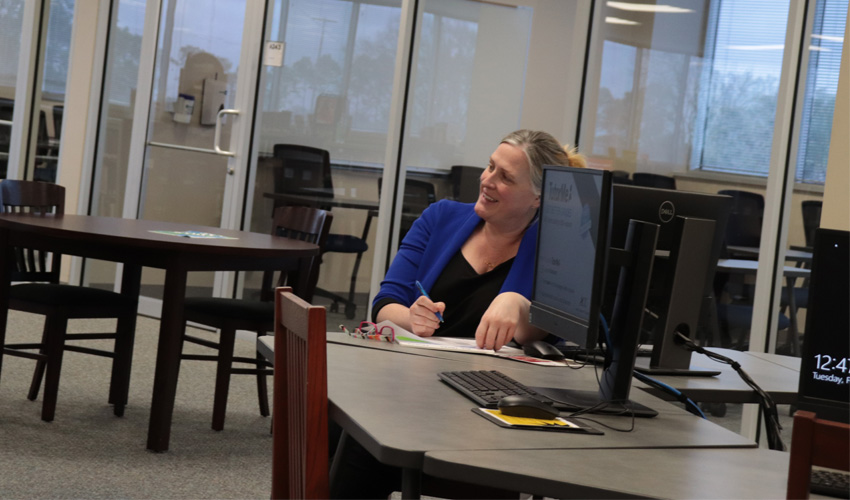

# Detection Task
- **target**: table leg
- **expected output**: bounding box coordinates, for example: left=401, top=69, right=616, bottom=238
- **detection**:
left=109, top=263, right=142, bottom=416
left=147, top=263, right=189, bottom=452
left=401, top=468, right=422, bottom=499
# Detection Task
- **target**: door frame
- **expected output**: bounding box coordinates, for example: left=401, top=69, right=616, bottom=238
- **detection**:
left=119, top=0, right=267, bottom=316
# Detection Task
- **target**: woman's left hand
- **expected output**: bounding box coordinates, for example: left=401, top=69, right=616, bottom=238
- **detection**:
left=474, top=292, right=529, bottom=351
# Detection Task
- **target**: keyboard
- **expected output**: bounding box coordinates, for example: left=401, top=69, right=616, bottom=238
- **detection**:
left=438, top=370, right=555, bottom=409
left=811, top=468, right=850, bottom=499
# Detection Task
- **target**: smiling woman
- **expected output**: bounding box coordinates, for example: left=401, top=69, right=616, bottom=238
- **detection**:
left=372, top=129, right=585, bottom=351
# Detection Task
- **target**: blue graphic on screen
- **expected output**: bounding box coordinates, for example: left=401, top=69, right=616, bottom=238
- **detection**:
left=534, top=169, right=602, bottom=322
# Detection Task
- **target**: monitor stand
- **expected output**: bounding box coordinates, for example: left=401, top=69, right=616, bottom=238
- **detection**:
left=633, top=358, right=721, bottom=377
left=530, top=386, right=659, bottom=418
left=537, top=220, right=662, bottom=419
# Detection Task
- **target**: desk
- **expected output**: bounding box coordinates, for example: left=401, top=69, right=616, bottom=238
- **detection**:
left=424, top=447, right=800, bottom=499
left=327, top=339, right=755, bottom=498
left=0, top=214, right=319, bottom=452
left=636, top=348, right=801, bottom=404
left=727, top=245, right=813, bottom=264
left=716, top=259, right=810, bottom=355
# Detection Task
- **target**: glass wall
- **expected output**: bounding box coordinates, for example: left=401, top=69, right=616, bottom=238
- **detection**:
left=0, top=0, right=25, bottom=179
left=248, top=0, right=404, bottom=320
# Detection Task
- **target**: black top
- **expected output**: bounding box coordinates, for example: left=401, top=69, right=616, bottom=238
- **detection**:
left=373, top=250, right=514, bottom=337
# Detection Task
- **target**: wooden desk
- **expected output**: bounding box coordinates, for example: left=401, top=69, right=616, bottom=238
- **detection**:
left=424, top=447, right=803, bottom=499
left=0, top=214, right=319, bottom=452
left=327, top=339, right=755, bottom=498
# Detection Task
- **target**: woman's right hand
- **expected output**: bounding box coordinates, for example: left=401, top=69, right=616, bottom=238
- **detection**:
left=409, top=295, right=445, bottom=337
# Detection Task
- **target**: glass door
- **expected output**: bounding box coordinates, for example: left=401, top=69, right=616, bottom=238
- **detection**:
left=123, top=0, right=265, bottom=311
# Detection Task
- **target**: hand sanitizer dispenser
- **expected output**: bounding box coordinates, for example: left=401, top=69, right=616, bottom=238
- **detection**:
left=201, top=78, right=228, bottom=125
left=173, top=94, right=195, bottom=124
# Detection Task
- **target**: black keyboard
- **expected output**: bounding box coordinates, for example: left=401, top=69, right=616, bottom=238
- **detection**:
left=438, top=370, right=555, bottom=409
left=811, top=468, right=850, bottom=499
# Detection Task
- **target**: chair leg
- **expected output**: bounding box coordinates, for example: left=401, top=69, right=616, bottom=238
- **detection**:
left=345, top=251, right=365, bottom=319
left=41, top=314, right=69, bottom=422
left=212, top=326, right=237, bottom=431
left=27, top=328, right=49, bottom=401
left=256, top=333, right=270, bottom=418
left=109, top=311, right=137, bottom=417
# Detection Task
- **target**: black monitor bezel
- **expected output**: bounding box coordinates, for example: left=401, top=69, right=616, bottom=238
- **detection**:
left=529, top=165, right=612, bottom=349
left=796, top=228, right=850, bottom=423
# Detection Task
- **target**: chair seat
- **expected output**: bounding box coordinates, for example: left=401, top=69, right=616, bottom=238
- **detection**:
left=10, top=283, right=132, bottom=308
left=718, top=303, right=790, bottom=330
left=781, top=286, right=808, bottom=309
left=325, top=234, right=368, bottom=254
left=184, top=296, right=274, bottom=325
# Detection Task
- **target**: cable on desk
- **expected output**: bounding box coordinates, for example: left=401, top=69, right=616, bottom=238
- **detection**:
left=674, top=332, right=785, bottom=451
left=632, top=371, right=706, bottom=418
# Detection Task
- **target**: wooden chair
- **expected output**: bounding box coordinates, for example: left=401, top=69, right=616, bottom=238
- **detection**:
left=271, top=287, right=328, bottom=499
left=180, top=205, right=331, bottom=431
left=0, top=179, right=139, bottom=421
left=787, top=410, right=850, bottom=499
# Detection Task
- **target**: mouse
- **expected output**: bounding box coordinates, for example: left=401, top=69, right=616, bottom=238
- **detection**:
left=497, top=395, right=560, bottom=420
left=522, top=340, right=566, bottom=361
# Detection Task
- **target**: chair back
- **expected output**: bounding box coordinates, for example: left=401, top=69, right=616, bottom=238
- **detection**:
left=450, top=165, right=484, bottom=203
left=801, top=200, right=822, bottom=248
left=786, top=410, right=850, bottom=499
left=0, top=180, right=65, bottom=283
left=632, top=172, right=676, bottom=190
left=272, top=144, right=333, bottom=196
left=271, top=287, right=328, bottom=500
left=718, top=189, right=765, bottom=248
left=262, top=205, right=333, bottom=303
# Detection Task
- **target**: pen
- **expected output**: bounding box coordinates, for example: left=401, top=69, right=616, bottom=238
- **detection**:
left=415, top=280, right=444, bottom=323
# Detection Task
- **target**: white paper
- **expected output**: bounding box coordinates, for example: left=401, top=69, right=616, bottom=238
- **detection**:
left=264, top=41, right=285, bottom=67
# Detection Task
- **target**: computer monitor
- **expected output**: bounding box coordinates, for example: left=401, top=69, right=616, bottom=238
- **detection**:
left=796, top=228, right=849, bottom=424
left=529, top=165, right=659, bottom=418
left=609, top=185, right=733, bottom=376
left=530, top=165, right=611, bottom=350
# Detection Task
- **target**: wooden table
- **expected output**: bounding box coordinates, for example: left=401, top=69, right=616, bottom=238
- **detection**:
left=0, top=214, right=319, bottom=452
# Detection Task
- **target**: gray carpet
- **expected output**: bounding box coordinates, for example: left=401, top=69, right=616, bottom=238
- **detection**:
left=0, top=312, right=273, bottom=499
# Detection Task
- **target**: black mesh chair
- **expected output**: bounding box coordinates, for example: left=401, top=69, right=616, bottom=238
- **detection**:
left=271, top=144, right=370, bottom=319
left=611, top=170, right=632, bottom=184
left=801, top=200, right=822, bottom=248
left=180, top=205, right=332, bottom=431
left=0, top=180, right=139, bottom=422
left=449, top=165, right=484, bottom=203
left=718, top=189, right=764, bottom=249
left=378, top=178, right=436, bottom=243
left=632, top=172, right=676, bottom=190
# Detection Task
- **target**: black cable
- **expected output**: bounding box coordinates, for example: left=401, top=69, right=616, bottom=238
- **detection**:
left=675, top=332, right=785, bottom=450
left=632, top=371, right=706, bottom=418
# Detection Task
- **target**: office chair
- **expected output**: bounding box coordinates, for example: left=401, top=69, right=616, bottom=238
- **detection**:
left=610, top=170, right=632, bottom=184
left=0, top=179, right=139, bottom=422
left=180, top=205, right=331, bottom=431
left=272, top=144, right=370, bottom=319
left=449, top=165, right=484, bottom=203
left=378, top=177, right=436, bottom=243
left=632, top=172, right=676, bottom=190
left=271, top=287, right=328, bottom=499
left=786, top=410, right=850, bottom=499
left=0, top=98, right=13, bottom=179
left=718, top=189, right=764, bottom=249
left=801, top=200, right=822, bottom=249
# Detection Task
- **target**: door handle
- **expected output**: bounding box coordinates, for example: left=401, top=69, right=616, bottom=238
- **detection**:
left=214, top=109, right=240, bottom=156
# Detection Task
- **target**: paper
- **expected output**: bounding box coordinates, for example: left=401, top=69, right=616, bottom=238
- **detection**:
left=379, top=320, right=577, bottom=367
left=149, top=230, right=238, bottom=240
left=264, top=41, right=285, bottom=67
left=472, top=408, right=602, bottom=434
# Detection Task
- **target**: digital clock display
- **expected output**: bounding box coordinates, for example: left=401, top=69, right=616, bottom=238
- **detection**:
left=810, top=354, right=850, bottom=389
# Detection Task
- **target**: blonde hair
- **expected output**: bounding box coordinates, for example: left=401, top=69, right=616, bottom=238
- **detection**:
left=500, top=129, right=586, bottom=195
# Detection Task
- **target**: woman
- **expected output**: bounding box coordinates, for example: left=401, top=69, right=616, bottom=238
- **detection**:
left=372, top=129, right=586, bottom=350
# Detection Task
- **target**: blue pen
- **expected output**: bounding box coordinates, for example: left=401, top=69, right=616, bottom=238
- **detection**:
left=415, top=280, right=444, bottom=323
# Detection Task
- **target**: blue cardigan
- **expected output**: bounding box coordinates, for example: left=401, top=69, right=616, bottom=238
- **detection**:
left=372, top=200, right=538, bottom=310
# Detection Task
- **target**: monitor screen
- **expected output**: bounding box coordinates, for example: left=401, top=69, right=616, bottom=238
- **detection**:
left=530, top=165, right=612, bottom=348
left=797, top=228, right=849, bottom=423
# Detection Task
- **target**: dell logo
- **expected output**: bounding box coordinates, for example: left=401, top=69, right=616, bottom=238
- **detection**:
left=659, top=201, right=675, bottom=223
